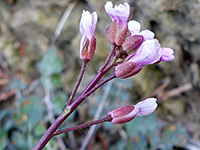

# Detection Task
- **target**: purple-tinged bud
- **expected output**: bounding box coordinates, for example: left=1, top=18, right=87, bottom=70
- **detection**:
left=80, top=11, right=98, bottom=61
left=105, top=21, right=128, bottom=46
left=115, top=61, right=142, bottom=79
left=105, top=2, right=130, bottom=45
left=122, top=35, right=144, bottom=52
left=108, top=98, right=157, bottom=124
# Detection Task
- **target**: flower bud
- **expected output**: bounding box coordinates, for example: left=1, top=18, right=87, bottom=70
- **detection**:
left=105, top=21, right=128, bottom=46
left=80, top=11, right=98, bottom=61
left=108, top=98, right=157, bottom=124
left=122, top=35, right=144, bottom=52
left=105, top=2, right=130, bottom=45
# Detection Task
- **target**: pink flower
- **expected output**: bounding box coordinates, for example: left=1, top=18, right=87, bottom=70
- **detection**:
left=80, top=10, right=98, bottom=61
left=116, top=39, right=162, bottom=79
left=105, top=2, right=130, bottom=45
left=116, top=38, right=175, bottom=79
left=108, top=98, right=157, bottom=124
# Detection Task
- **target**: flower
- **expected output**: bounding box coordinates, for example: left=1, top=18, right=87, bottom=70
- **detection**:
left=105, top=2, right=130, bottom=45
left=115, top=18, right=175, bottom=79
left=115, top=39, right=162, bottom=79
left=108, top=98, right=157, bottom=124
left=80, top=10, right=98, bottom=61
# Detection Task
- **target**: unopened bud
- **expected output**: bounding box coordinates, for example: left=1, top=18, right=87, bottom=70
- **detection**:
left=122, top=35, right=144, bottom=52
left=115, top=61, right=142, bottom=79
left=108, top=98, right=157, bottom=124
left=105, top=21, right=128, bottom=46
left=105, top=2, right=130, bottom=46
left=79, top=11, right=98, bottom=61
left=80, top=36, right=96, bottom=61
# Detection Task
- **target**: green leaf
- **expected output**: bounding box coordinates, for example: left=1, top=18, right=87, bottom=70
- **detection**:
left=19, top=96, right=44, bottom=129
left=51, top=74, right=63, bottom=88
left=34, top=123, right=46, bottom=137
left=37, top=49, right=63, bottom=77
left=53, top=92, right=67, bottom=115
left=0, top=126, right=7, bottom=150
left=41, top=77, right=54, bottom=91
left=125, top=113, right=157, bottom=138
left=162, top=124, right=189, bottom=148
left=12, top=131, right=28, bottom=150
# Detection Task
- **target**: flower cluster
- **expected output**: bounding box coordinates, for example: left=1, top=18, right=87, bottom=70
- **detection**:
left=34, top=2, right=175, bottom=149
left=80, top=1, right=174, bottom=79
left=78, top=1, right=174, bottom=123
left=104, top=2, right=174, bottom=79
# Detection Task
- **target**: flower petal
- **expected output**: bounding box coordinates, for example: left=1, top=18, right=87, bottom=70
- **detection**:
left=128, top=20, right=141, bottom=35
left=131, top=39, right=162, bottom=66
left=135, top=98, right=158, bottom=116
left=140, top=30, right=155, bottom=40
left=80, top=10, right=98, bottom=38
left=105, top=2, right=130, bottom=25
left=160, top=48, right=175, bottom=62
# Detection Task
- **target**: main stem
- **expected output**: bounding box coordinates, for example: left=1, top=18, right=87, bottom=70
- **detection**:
left=33, top=72, right=105, bottom=150
left=33, top=45, right=117, bottom=150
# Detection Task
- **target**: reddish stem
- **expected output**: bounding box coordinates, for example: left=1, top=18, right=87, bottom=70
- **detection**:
left=53, top=115, right=112, bottom=136
left=85, top=74, right=116, bottom=98
left=33, top=46, right=117, bottom=150
left=100, top=44, right=116, bottom=72
left=67, top=61, right=88, bottom=105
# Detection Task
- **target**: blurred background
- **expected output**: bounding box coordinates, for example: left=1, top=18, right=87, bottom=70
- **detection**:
left=0, top=0, right=200, bottom=150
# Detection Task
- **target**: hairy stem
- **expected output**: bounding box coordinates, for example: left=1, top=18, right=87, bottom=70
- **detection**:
left=100, top=44, right=116, bottom=72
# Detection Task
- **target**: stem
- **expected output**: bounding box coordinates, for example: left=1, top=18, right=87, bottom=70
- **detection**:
left=85, top=74, right=116, bottom=98
left=100, top=44, right=116, bottom=72
left=34, top=72, right=113, bottom=150
left=80, top=80, right=114, bottom=150
left=67, top=61, right=88, bottom=105
left=34, top=47, right=117, bottom=150
left=33, top=110, right=71, bottom=150
left=54, top=115, right=112, bottom=136
left=70, top=74, right=116, bottom=112
left=80, top=46, right=117, bottom=96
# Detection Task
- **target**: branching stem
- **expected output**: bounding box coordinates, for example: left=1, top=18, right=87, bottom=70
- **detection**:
left=33, top=46, right=117, bottom=150
left=53, top=115, right=112, bottom=136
